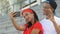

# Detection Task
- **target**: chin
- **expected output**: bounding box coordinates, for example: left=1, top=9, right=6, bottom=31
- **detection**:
left=28, top=20, right=31, bottom=22
left=27, top=20, right=31, bottom=22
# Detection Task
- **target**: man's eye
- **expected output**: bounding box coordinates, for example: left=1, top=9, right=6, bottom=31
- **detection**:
left=44, top=7, right=50, bottom=9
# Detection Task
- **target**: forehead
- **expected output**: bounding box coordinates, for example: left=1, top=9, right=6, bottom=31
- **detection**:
left=22, top=12, right=31, bottom=15
left=43, top=3, right=51, bottom=7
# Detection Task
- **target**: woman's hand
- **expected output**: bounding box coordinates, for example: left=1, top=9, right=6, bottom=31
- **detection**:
left=9, top=12, right=26, bottom=31
left=9, top=12, right=17, bottom=18
left=31, top=29, right=40, bottom=34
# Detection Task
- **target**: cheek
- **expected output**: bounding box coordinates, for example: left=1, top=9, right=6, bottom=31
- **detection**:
left=43, top=9, right=47, bottom=14
left=28, top=16, right=32, bottom=20
left=43, top=8, right=47, bottom=12
left=28, top=15, right=33, bottom=21
left=27, top=15, right=31, bottom=21
left=43, top=9, right=49, bottom=15
left=27, top=14, right=34, bottom=21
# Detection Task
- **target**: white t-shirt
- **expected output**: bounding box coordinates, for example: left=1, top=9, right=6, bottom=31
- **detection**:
left=40, top=16, right=60, bottom=34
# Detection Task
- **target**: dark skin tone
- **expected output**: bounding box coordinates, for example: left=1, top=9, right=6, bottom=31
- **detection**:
left=43, top=3, right=60, bottom=34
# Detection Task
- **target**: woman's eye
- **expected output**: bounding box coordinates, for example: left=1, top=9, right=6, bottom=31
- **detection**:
left=26, top=13, right=28, bottom=16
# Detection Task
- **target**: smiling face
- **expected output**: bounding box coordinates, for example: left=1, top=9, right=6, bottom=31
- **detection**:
left=43, top=3, right=53, bottom=15
left=22, top=12, right=34, bottom=22
left=42, top=2, right=55, bottom=19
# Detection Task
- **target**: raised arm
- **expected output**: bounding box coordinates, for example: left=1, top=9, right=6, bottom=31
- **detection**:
left=9, top=12, right=26, bottom=31
left=46, top=8, right=60, bottom=34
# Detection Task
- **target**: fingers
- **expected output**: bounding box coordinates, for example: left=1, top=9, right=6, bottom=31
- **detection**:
left=13, top=12, right=17, bottom=16
left=31, top=29, right=40, bottom=34
left=9, top=12, right=17, bottom=17
left=46, top=8, right=54, bottom=20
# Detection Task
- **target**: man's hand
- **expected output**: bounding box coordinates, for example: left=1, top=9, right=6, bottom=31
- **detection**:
left=46, top=8, right=55, bottom=22
left=46, top=8, right=60, bottom=34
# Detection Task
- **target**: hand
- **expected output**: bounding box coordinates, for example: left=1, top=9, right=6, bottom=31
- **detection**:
left=31, top=29, right=40, bottom=34
left=46, top=8, right=55, bottom=22
left=9, top=12, right=17, bottom=18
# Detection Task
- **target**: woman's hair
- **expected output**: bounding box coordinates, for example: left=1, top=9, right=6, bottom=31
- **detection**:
left=27, top=9, right=39, bottom=28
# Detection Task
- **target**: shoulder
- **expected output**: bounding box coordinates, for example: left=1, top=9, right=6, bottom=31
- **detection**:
left=33, top=21, right=43, bottom=29
left=40, top=18, right=47, bottom=22
left=33, top=21, right=43, bottom=31
left=34, top=21, right=42, bottom=26
left=54, top=16, right=60, bottom=20
left=54, top=16, right=60, bottom=25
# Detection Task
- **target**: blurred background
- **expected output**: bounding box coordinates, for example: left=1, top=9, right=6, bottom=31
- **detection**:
left=0, top=0, right=60, bottom=34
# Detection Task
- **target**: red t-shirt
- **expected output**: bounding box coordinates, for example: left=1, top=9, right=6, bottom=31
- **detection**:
left=23, top=21, right=43, bottom=34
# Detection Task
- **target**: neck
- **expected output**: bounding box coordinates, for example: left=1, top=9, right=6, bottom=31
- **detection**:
left=31, top=18, right=35, bottom=25
left=32, top=20, right=34, bottom=25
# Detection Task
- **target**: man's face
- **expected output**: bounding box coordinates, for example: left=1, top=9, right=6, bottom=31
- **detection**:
left=43, top=3, right=52, bottom=15
left=43, top=3, right=54, bottom=19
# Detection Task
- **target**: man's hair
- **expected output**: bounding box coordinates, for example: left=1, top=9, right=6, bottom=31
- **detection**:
left=43, top=0, right=57, bottom=14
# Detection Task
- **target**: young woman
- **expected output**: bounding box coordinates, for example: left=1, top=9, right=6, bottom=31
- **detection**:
left=41, top=0, right=60, bottom=34
left=9, top=8, right=43, bottom=34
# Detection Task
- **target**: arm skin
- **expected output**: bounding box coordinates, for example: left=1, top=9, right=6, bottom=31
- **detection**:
left=9, top=12, right=26, bottom=31
left=51, top=20, right=60, bottom=34
left=46, top=8, right=60, bottom=34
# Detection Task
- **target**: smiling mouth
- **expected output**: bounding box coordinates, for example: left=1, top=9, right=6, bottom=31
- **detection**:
left=26, top=18, right=30, bottom=22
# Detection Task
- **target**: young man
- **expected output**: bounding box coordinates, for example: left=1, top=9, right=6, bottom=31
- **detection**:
left=40, top=0, right=60, bottom=34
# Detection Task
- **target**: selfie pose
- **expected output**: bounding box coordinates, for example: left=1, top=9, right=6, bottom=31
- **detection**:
left=9, top=8, right=43, bottom=34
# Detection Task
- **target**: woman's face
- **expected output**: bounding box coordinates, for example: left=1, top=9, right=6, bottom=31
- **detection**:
left=43, top=3, right=53, bottom=15
left=22, top=12, right=34, bottom=22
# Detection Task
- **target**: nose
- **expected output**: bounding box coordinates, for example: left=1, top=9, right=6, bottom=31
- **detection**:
left=43, top=8, right=47, bottom=15
left=24, top=16, right=28, bottom=20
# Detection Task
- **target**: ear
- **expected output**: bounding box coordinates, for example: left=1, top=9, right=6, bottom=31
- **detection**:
left=50, top=6, right=54, bottom=12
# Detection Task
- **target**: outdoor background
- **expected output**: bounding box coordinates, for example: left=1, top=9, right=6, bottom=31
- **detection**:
left=0, top=0, right=60, bottom=34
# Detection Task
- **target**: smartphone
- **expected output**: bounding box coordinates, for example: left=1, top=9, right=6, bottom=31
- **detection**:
left=13, top=12, right=20, bottom=17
